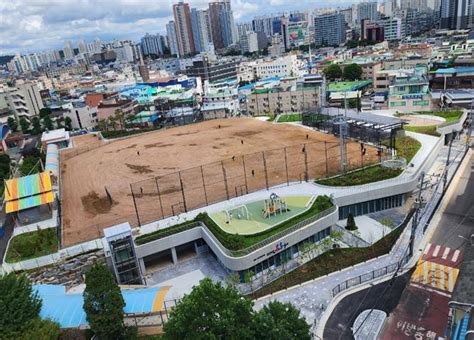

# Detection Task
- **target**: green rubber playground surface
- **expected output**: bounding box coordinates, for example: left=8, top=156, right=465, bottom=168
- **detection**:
left=210, top=195, right=314, bottom=235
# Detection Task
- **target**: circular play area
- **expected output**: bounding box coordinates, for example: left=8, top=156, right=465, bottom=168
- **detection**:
left=210, top=194, right=315, bottom=235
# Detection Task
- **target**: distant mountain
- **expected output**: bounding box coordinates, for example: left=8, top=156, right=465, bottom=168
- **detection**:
left=0, top=55, right=14, bottom=66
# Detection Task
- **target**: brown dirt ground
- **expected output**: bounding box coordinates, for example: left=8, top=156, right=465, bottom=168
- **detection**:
left=60, top=118, right=380, bottom=246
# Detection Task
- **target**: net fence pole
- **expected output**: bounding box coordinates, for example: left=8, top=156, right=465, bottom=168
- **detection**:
left=242, top=155, right=248, bottom=194
left=155, top=178, right=165, bottom=219
left=284, top=147, right=289, bottom=186
left=303, top=143, right=308, bottom=181
left=325, top=141, right=329, bottom=176
left=130, top=184, right=141, bottom=226
left=178, top=171, right=187, bottom=212
left=221, top=161, right=230, bottom=200
left=262, top=151, right=269, bottom=190
left=200, top=165, right=209, bottom=206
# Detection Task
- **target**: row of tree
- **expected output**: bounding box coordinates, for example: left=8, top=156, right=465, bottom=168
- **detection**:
left=6, top=108, right=72, bottom=135
left=323, top=63, right=364, bottom=81
left=1, top=264, right=312, bottom=339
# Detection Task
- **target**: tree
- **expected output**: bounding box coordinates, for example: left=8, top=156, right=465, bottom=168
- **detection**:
left=83, top=264, right=127, bottom=340
left=7, top=117, right=18, bottom=132
left=39, top=108, right=52, bottom=119
left=323, top=64, right=342, bottom=81
left=42, top=114, right=54, bottom=131
left=253, top=301, right=311, bottom=340
left=31, top=117, right=42, bottom=135
left=64, top=117, right=73, bottom=131
left=0, top=273, right=60, bottom=339
left=346, top=213, right=358, bottom=231
left=19, top=117, right=30, bottom=134
left=163, top=278, right=255, bottom=339
left=343, top=63, right=363, bottom=81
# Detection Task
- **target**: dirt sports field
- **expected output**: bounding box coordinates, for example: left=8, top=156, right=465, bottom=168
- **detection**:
left=60, top=118, right=380, bottom=246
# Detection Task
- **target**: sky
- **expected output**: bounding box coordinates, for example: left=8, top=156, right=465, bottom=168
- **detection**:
left=0, top=0, right=356, bottom=55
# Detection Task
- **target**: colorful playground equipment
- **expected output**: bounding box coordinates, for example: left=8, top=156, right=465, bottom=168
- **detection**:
left=224, top=204, right=251, bottom=224
left=262, top=193, right=289, bottom=218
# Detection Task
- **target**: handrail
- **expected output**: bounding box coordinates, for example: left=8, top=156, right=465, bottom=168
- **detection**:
left=135, top=205, right=337, bottom=258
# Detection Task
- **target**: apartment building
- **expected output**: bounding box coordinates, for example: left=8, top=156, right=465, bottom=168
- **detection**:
left=254, top=55, right=298, bottom=79
left=1, top=82, right=44, bottom=120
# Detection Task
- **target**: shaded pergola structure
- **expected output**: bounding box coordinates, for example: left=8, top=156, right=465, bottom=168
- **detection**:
left=302, top=108, right=405, bottom=150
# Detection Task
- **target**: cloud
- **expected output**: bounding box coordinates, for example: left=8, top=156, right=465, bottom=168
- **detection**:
left=0, top=0, right=355, bottom=55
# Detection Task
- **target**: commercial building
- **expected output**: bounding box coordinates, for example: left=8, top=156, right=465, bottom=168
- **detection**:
left=282, top=18, right=310, bottom=50
left=254, top=55, right=298, bottom=79
left=357, top=2, right=379, bottom=24
left=243, top=77, right=323, bottom=116
left=141, top=33, right=163, bottom=57
left=64, top=102, right=98, bottom=130
left=377, top=16, right=405, bottom=41
left=314, top=13, right=346, bottom=47
left=173, top=1, right=195, bottom=56
left=201, top=85, right=240, bottom=119
left=185, top=57, right=239, bottom=82
left=191, top=8, right=212, bottom=53
left=166, top=21, right=180, bottom=56
left=388, top=74, right=432, bottom=111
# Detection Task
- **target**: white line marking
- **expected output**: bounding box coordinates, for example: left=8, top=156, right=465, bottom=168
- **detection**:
left=432, top=245, right=441, bottom=257
left=410, top=283, right=452, bottom=298
left=423, top=243, right=432, bottom=255
left=442, top=247, right=450, bottom=260
left=451, top=250, right=460, bottom=262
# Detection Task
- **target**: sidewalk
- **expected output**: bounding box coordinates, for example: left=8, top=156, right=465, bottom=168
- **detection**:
left=253, top=138, right=468, bottom=336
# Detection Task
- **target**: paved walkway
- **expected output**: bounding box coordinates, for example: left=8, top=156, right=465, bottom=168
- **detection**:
left=253, top=138, right=467, bottom=336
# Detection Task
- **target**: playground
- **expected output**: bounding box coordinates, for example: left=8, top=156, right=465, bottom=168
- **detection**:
left=60, top=118, right=380, bottom=246
left=210, top=195, right=314, bottom=235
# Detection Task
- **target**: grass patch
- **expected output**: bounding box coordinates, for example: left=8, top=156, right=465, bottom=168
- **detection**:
left=316, top=165, right=403, bottom=186
left=135, top=196, right=333, bottom=254
left=316, top=136, right=420, bottom=187
left=394, top=136, right=421, bottom=163
left=250, top=209, right=415, bottom=299
left=5, top=228, right=58, bottom=263
left=276, top=113, right=302, bottom=123
left=417, top=110, right=463, bottom=123
left=405, top=125, right=440, bottom=137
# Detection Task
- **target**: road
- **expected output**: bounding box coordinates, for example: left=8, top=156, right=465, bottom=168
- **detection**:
left=323, top=271, right=412, bottom=340
left=382, top=152, right=474, bottom=339
left=322, top=152, right=473, bottom=340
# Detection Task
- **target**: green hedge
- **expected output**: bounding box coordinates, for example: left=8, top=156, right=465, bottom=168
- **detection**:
left=5, top=228, right=58, bottom=263
left=250, top=209, right=415, bottom=298
left=135, top=196, right=333, bottom=252
left=394, top=136, right=421, bottom=163
left=101, top=127, right=159, bottom=139
left=418, top=110, right=463, bottom=123
left=316, top=165, right=403, bottom=186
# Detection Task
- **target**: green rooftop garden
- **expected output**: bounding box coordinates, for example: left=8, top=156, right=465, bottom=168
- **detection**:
left=328, top=80, right=372, bottom=92
left=5, top=228, right=58, bottom=263
left=135, top=195, right=334, bottom=255
left=316, top=136, right=421, bottom=187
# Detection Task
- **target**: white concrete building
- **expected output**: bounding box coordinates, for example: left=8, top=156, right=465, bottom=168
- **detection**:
left=255, top=55, right=298, bottom=79
left=64, top=102, right=99, bottom=130
left=1, top=82, right=44, bottom=119
left=378, top=17, right=405, bottom=41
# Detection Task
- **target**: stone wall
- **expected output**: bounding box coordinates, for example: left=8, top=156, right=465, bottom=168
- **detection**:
left=26, top=250, right=106, bottom=288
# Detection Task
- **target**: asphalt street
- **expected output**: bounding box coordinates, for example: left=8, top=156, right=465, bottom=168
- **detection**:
left=323, top=271, right=412, bottom=340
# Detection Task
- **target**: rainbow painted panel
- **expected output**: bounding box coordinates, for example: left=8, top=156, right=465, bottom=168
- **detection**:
left=4, top=172, right=52, bottom=201
left=5, top=191, right=54, bottom=213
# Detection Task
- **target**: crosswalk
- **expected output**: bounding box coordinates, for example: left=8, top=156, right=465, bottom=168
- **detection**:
left=411, top=243, right=462, bottom=294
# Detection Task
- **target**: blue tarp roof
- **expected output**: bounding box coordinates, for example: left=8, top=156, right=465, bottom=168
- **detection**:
left=0, top=125, right=9, bottom=139
left=433, top=67, right=474, bottom=74
left=35, top=284, right=165, bottom=328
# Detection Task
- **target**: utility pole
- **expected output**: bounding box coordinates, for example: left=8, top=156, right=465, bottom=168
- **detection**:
left=410, top=172, right=426, bottom=257
left=444, top=130, right=455, bottom=192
